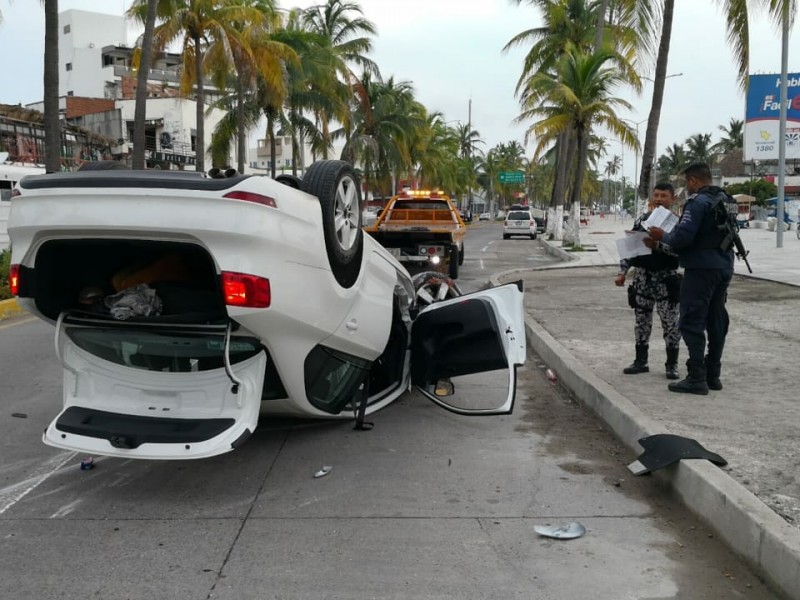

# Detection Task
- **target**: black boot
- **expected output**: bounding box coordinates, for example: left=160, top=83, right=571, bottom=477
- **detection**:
left=706, top=357, right=722, bottom=391
left=623, top=344, right=649, bottom=374
left=668, top=360, right=709, bottom=395
left=665, top=347, right=680, bottom=380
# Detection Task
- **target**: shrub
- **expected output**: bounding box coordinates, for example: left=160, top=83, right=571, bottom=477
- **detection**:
left=0, top=249, right=10, bottom=300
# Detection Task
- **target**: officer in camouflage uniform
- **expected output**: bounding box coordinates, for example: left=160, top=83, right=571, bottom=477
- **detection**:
left=615, top=182, right=682, bottom=379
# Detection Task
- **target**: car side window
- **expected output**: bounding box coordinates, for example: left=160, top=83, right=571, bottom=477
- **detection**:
left=304, top=345, right=370, bottom=414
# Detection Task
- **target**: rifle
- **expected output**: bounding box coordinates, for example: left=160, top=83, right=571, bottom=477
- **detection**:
left=715, top=193, right=753, bottom=273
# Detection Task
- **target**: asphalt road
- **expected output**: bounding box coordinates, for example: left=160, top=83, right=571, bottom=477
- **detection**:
left=0, top=224, right=779, bottom=599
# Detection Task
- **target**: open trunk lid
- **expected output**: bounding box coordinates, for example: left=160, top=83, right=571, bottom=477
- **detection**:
left=47, top=314, right=267, bottom=459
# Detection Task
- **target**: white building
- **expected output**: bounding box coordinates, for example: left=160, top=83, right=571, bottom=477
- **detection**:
left=59, top=10, right=129, bottom=99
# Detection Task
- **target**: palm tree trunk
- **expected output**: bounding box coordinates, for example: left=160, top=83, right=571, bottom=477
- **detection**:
left=639, top=0, right=674, bottom=201
left=132, top=0, right=158, bottom=170
left=594, top=0, right=610, bottom=50
left=43, top=0, right=60, bottom=173
left=267, top=113, right=277, bottom=178
left=194, top=34, right=205, bottom=173
left=567, top=127, right=590, bottom=246
left=236, top=77, right=246, bottom=173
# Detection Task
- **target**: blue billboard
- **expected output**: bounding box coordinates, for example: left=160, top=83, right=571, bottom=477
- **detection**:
left=745, top=73, right=800, bottom=161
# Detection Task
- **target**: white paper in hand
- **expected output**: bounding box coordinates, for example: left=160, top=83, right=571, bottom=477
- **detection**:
left=616, top=231, right=651, bottom=259
left=644, top=206, right=678, bottom=233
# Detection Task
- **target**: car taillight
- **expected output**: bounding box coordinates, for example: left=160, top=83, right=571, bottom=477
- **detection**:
left=223, top=191, right=277, bottom=208
left=9, top=264, right=20, bottom=296
left=221, top=272, right=271, bottom=308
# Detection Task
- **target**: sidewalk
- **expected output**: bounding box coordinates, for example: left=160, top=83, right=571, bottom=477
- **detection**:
left=495, top=216, right=800, bottom=599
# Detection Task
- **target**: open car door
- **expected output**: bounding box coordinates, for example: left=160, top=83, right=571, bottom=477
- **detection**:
left=45, top=313, right=267, bottom=459
left=410, top=282, right=526, bottom=415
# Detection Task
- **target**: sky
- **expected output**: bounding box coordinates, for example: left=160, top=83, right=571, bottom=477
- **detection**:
left=1, top=0, right=800, bottom=182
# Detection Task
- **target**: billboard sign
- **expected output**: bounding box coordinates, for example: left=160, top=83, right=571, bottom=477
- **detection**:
left=745, top=73, right=800, bottom=161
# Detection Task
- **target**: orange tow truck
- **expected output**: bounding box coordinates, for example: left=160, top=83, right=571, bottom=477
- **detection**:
left=364, top=190, right=466, bottom=278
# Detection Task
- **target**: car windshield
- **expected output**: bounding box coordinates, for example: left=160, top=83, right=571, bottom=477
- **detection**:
left=508, top=211, right=531, bottom=220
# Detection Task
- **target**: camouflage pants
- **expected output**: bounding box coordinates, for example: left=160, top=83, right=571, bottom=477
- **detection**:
left=630, top=269, right=681, bottom=349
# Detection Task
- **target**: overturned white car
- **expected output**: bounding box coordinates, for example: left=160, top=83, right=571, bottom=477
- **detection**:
left=8, top=160, right=525, bottom=460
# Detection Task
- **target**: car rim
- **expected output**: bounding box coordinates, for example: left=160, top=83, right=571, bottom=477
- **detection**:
left=334, top=176, right=359, bottom=251
left=415, top=276, right=461, bottom=307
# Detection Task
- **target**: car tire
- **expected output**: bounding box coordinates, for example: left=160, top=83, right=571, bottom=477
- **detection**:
left=530, top=232, right=537, bottom=240
left=412, top=271, right=462, bottom=309
left=301, top=160, right=363, bottom=288
left=448, top=244, right=459, bottom=279
left=458, top=243, right=465, bottom=266
left=503, top=234, right=509, bottom=240
left=275, top=173, right=302, bottom=189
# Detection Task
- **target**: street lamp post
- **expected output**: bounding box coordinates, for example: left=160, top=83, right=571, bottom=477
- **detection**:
left=622, top=117, right=649, bottom=218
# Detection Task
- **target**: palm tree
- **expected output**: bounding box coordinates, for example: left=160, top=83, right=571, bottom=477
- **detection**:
left=205, top=0, right=297, bottom=173
left=506, top=0, right=643, bottom=238
left=339, top=74, right=423, bottom=197
left=143, top=0, right=242, bottom=172
left=655, top=142, right=687, bottom=180
left=637, top=1, right=792, bottom=200
left=127, top=0, right=158, bottom=170
left=518, top=48, right=637, bottom=240
left=43, top=0, right=59, bottom=172
left=714, top=117, right=744, bottom=154
left=455, top=123, right=483, bottom=160
left=303, top=0, right=378, bottom=159
left=685, top=133, right=716, bottom=165
left=275, top=9, right=349, bottom=171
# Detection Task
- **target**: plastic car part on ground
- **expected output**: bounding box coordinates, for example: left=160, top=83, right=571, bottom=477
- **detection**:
left=627, top=434, right=728, bottom=475
left=534, top=522, right=587, bottom=540
left=313, top=466, right=333, bottom=478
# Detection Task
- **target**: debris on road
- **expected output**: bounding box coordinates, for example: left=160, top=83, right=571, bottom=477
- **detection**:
left=534, top=522, right=587, bottom=540
left=11, top=413, right=27, bottom=419
left=628, top=434, right=727, bottom=475
left=80, top=457, right=94, bottom=471
left=546, top=368, right=558, bottom=384
left=313, top=465, right=333, bottom=479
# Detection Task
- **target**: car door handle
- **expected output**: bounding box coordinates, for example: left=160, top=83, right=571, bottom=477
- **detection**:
left=346, top=319, right=359, bottom=331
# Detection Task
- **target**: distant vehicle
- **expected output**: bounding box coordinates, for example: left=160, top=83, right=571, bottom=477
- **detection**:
left=478, top=212, right=491, bottom=221
left=459, top=209, right=473, bottom=223
left=8, top=161, right=526, bottom=460
left=503, top=210, right=538, bottom=240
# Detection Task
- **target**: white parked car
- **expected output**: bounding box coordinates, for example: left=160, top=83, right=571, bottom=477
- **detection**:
left=503, top=209, right=538, bottom=240
left=8, top=161, right=526, bottom=460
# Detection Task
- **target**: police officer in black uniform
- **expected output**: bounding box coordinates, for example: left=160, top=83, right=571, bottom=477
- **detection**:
left=648, top=163, right=734, bottom=395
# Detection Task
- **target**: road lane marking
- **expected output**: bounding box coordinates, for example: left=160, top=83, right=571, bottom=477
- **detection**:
left=481, top=241, right=495, bottom=252
left=0, top=316, right=37, bottom=331
left=0, top=452, right=77, bottom=516
left=480, top=259, right=485, bottom=270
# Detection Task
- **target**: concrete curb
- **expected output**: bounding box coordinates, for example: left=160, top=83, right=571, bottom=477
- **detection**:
left=0, top=298, right=23, bottom=321
left=491, top=271, right=800, bottom=599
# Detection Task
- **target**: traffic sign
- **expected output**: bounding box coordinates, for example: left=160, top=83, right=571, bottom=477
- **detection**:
left=498, top=171, right=524, bottom=184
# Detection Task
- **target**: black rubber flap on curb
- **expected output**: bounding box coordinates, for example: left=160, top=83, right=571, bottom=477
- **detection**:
left=628, top=434, right=728, bottom=475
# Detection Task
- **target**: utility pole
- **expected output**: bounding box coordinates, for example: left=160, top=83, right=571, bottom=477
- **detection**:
left=467, top=98, right=472, bottom=214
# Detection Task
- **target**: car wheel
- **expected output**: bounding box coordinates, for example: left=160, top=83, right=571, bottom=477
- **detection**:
left=301, top=160, right=363, bottom=288
left=531, top=232, right=537, bottom=240
left=503, top=234, right=509, bottom=240
left=448, top=244, right=459, bottom=279
left=412, top=271, right=462, bottom=309
left=275, top=173, right=302, bottom=189
left=458, top=243, right=465, bottom=266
